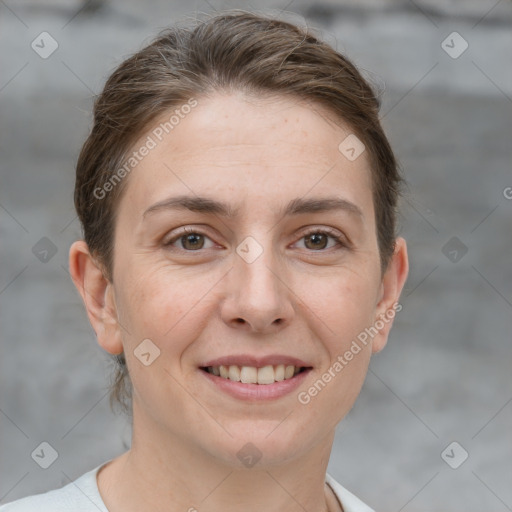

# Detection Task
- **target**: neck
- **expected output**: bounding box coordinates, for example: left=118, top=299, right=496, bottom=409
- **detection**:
left=98, top=411, right=338, bottom=512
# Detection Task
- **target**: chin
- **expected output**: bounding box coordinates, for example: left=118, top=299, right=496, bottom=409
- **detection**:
left=204, top=422, right=318, bottom=468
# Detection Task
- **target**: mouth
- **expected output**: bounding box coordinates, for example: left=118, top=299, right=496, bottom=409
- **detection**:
left=199, top=364, right=311, bottom=385
left=198, top=355, right=313, bottom=400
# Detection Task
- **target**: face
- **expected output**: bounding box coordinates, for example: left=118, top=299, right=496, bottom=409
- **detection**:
left=82, top=91, right=407, bottom=468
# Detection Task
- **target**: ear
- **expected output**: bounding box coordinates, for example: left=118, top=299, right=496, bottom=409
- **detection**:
left=371, top=237, right=409, bottom=354
left=68, top=240, right=123, bottom=355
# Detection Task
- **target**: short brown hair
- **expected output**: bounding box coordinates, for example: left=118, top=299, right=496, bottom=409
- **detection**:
left=74, top=10, right=403, bottom=415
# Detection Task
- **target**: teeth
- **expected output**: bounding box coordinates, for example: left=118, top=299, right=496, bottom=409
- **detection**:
left=257, top=365, right=275, bottom=385
left=228, top=365, right=241, bottom=382
left=240, top=366, right=257, bottom=384
left=206, top=364, right=303, bottom=384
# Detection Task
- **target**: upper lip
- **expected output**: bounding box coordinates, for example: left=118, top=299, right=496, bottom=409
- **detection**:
left=200, top=354, right=312, bottom=368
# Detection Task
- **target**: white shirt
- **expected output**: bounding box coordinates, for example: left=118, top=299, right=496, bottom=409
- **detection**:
left=0, top=463, right=375, bottom=512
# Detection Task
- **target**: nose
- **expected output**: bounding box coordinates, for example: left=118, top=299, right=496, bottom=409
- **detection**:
left=220, top=236, right=295, bottom=334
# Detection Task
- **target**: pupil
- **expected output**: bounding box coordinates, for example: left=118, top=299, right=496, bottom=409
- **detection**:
left=185, top=234, right=202, bottom=249
left=307, top=233, right=326, bottom=249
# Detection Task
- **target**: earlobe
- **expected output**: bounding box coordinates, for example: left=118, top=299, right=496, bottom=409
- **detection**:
left=371, top=237, right=409, bottom=354
left=68, top=241, right=124, bottom=355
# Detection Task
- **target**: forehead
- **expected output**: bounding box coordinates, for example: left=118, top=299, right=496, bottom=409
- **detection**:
left=117, top=92, right=374, bottom=222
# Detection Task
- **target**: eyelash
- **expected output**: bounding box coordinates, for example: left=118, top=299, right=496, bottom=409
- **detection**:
left=164, top=227, right=348, bottom=253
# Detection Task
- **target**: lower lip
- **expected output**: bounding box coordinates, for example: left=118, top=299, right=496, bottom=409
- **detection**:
left=199, top=368, right=312, bottom=401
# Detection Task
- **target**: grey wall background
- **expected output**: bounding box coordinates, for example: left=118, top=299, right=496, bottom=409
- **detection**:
left=1, top=0, right=511, bottom=510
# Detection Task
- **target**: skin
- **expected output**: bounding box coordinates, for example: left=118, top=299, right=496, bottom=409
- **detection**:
left=69, top=91, right=408, bottom=512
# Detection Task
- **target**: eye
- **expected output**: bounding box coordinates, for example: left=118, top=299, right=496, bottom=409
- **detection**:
left=295, top=228, right=346, bottom=251
left=164, top=227, right=216, bottom=251
left=164, top=227, right=347, bottom=253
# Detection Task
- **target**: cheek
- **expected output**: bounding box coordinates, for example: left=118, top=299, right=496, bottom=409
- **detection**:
left=325, top=345, right=372, bottom=421
left=307, top=269, right=380, bottom=346
left=319, top=274, right=380, bottom=408
left=115, top=268, right=205, bottom=399
left=116, top=264, right=213, bottom=356
left=299, top=279, right=375, bottom=422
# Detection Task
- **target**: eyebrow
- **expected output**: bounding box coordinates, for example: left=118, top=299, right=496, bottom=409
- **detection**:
left=142, top=195, right=363, bottom=220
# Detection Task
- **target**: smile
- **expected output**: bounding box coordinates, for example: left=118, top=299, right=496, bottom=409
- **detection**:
left=201, top=364, right=308, bottom=384
left=199, top=364, right=313, bottom=401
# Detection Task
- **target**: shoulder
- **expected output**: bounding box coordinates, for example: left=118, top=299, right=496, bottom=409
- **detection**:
left=0, top=464, right=109, bottom=512
left=325, top=472, right=375, bottom=512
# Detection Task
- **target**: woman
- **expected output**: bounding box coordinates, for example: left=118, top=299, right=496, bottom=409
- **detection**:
left=2, top=10, right=408, bottom=512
